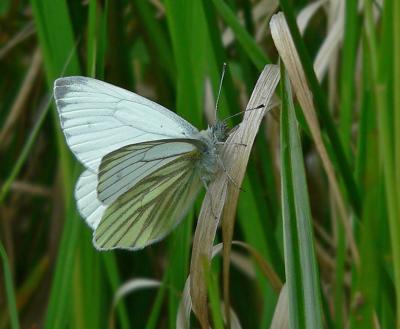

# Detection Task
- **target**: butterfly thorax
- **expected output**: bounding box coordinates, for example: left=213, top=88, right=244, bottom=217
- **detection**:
left=192, top=122, right=228, bottom=183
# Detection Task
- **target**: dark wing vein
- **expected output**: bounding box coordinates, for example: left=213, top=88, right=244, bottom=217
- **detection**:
left=93, top=155, right=201, bottom=250
left=97, top=139, right=204, bottom=205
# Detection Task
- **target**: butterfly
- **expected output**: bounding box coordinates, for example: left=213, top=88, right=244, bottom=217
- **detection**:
left=53, top=76, right=230, bottom=251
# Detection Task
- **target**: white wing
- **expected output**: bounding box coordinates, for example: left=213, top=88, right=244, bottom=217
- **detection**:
left=97, top=139, right=200, bottom=205
left=75, top=139, right=205, bottom=239
left=74, top=170, right=106, bottom=229
left=54, top=76, right=198, bottom=171
left=94, top=148, right=202, bottom=250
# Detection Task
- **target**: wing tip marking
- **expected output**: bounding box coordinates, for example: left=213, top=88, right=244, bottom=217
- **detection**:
left=54, top=76, right=94, bottom=101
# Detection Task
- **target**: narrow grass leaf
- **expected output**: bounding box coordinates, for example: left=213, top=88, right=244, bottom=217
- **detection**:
left=134, top=0, right=175, bottom=82
left=211, top=0, right=269, bottom=69
left=394, top=0, right=400, bottom=202
left=296, top=0, right=326, bottom=35
left=190, top=65, right=279, bottom=327
left=280, top=66, right=305, bottom=329
left=270, top=12, right=360, bottom=266
left=145, top=273, right=168, bottom=329
left=179, top=243, right=255, bottom=329
left=30, top=1, right=83, bottom=328
left=0, top=95, right=51, bottom=203
left=0, top=241, right=20, bottom=329
left=109, top=278, right=161, bottom=328
left=277, top=0, right=361, bottom=215
left=338, top=0, right=359, bottom=157
left=101, top=255, right=130, bottom=329
left=284, top=66, right=323, bottom=328
left=163, top=3, right=205, bottom=326
left=205, top=262, right=224, bottom=329
left=232, top=241, right=282, bottom=292
left=269, top=284, right=289, bottom=329
left=280, top=64, right=323, bottom=329
left=364, top=0, right=400, bottom=325
left=44, top=190, right=81, bottom=329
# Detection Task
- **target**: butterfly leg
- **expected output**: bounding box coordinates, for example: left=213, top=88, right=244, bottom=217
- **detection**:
left=217, top=157, right=244, bottom=192
left=216, top=141, right=247, bottom=147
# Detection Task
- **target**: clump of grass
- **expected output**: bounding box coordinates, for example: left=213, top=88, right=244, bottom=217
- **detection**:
left=0, top=1, right=398, bottom=328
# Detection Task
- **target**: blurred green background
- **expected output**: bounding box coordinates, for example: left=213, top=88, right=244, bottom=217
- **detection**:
left=1, top=0, right=399, bottom=328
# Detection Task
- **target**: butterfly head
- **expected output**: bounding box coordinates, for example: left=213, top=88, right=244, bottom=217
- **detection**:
left=211, top=120, right=228, bottom=143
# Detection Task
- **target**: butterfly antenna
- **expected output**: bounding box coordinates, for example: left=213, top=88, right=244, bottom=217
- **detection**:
left=222, top=103, right=267, bottom=123
left=215, top=62, right=227, bottom=123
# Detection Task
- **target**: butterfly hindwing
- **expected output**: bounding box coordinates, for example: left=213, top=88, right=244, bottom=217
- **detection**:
left=93, top=147, right=202, bottom=250
left=97, top=139, right=200, bottom=205
left=74, top=170, right=106, bottom=229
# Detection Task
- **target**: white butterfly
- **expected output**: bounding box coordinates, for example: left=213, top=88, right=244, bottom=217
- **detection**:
left=53, top=76, right=229, bottom=251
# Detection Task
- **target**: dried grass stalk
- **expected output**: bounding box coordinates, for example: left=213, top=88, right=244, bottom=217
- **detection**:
left=190, top=65, right=280, bottom=328
left=269, top=284, right=289, bottom=329
left=270, top=12, right=359, bottom=265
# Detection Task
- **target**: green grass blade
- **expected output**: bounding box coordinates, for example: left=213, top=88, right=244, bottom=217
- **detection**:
left=144, top=273, right=168, bottom=329
left=336, top=5, right=360, bottom=320
left=30, top=0, right=81, bottom=198
left=280, top=66, right=305, bottom=329
left=206, top=266, right=224, bottom=329
left=200, top=0, right=241, bottom=119
left=211, top=0, right=269, bottom=70
left=30, top=1, right=82, bottom=328
left=44, top=196, right=81, bottom=329
left=167, top=216, right=193, bottom=328
left=338, top=0, right=359, bottom=157
left=134, top=0, right=175, bottom=82
left=394, top=0, right=400, bottom=204
left=278, top=0, right=361, bottom=216
left=0, top=241, right=20, bottom=329
left=102, top=254, right=130, bottom=329
left=0, top=95, right=52, bottom=204
left=364, top=0, right=400, bottom=326
left=280, top=64, right=323, bottom=329
left=87, top=0, right=98, bottom=77
left=163, top=2, right=208, bottom=326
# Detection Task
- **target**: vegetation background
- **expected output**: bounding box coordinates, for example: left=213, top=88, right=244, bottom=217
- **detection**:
left=0, top=0, right=398, bottom=328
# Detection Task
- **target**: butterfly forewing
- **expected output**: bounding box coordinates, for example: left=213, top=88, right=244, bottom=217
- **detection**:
left=93, top=150, right=202, bottom=250
left=54, top=76, right=198, bottom=171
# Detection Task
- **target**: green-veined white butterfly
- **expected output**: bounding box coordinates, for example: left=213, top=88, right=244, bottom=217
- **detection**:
left=54, top=76, right=230, bottom=251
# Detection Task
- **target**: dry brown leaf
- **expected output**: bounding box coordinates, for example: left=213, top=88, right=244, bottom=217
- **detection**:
left=313, top=0, right=382, bottom=81
left=0, top=21, right=35, bottom=60
left=269, top=13, right=359, bottom=265
left=190, top=65, right=280, bottom=328
left=0, top=48, right=42, bottom=148
left=229, top=251, right=257, bottom=279
left=109, top=278, right=161, bottom=329
left=180, top=241, right=281, bottom=329
left=179, top=244, right=243, bottom=329
left=297, top=0, right=327, bottom=35
left=232, top=241, right=282, bottom=293
left=223, top=0, right=279, bottom=46
left=220, top=65, right=281, bottom=328
left=314, top=0, right=344, bottom=81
